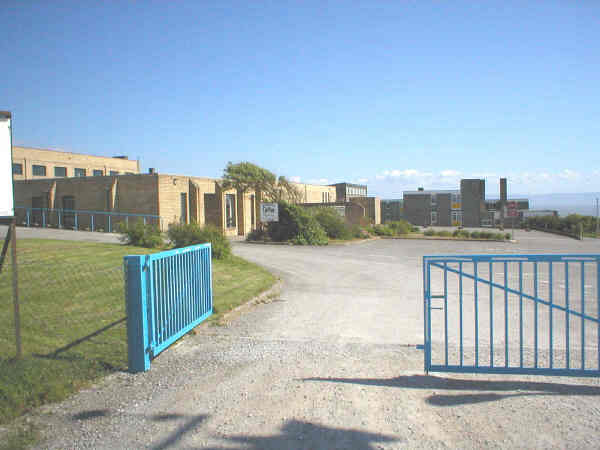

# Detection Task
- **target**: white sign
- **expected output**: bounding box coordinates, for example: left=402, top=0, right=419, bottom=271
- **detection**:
left=260, top=202, right=279, bottom=222
left=0, top=112, right=13, bottom=218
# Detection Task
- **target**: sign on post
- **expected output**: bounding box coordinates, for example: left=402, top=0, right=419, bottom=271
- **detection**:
left=260, top=202, right=279, bottom=222
left=0, top=111, right=14, bottom=218
left=507, top=201, right=518, bottom=218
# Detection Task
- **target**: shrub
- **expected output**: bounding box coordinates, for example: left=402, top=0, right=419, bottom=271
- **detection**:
left=167, top=223, right=231, bottom=259
left=470, top=231, right=481, bottom=239
left=411, top=226, right=420, bottom=232
left=437, top=230, right=452, bottom=237
left=349, top=224, right=364, bottom=238
left=268, top=202, right=328, bottom=245
left=372, top=225, right=394, bottom=236
left=424, top=228, right=436, bottom=236
left=313, top=207, right=351, bottom=239
left=118, top=221, right=163, bottom=248
left=505, top=232, right=511, bottom=240
left=247, top=228, right=268, bottom=241
left=386, top=220, right=412, bottom=235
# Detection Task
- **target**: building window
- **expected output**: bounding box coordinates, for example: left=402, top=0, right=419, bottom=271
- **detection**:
left=180, top=193, right=188, bottom=224
left=54, top=166, right=67, bottom=177
left=451, top=211, right=462, bottom=226
left=431, top=211, right=438, bottom=225
left=93, top=169, right=103, bottom=176
left=110, top=170, right=119, bottom=176
left=32, top=165, right=46, bottom=176
left=12, top=163, right=23, bottom=175
left=225, top=194, right=236, bottom=228
left=74, top=168, right=86, bottom=177
left=451, top=193, right=461, bottom=210
left=431, top=194, right=437, bottom=207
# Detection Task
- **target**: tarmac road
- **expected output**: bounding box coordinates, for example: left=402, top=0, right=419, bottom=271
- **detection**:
left=27, top=230, right=600, bottom=449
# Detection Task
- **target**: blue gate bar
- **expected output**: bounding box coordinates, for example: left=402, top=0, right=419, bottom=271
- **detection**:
left=423, top=254, right=600, bottom=377
left=431, top=262, right=598, bottom=323
left=459, top=261, right=463, bottom=367
left=534, top=261, right=538, bottom=368
left=519, top=261, right=523, bottom=368
left=581, top=261, right=585, bottom=370
left=549, top=261, right=554, bottom=369
left=474, top=261, right=478, bottom=367
left=504, top=261, right=509, bottom=367
left=423, top=254, right=428, bottom=372
left=124, top=243, right=213, bottom=373
left=566, top=262, right=570, bottom=369
left=489, top=261, right=494, bottom=367
left=444, top=262, right=448, bottom=366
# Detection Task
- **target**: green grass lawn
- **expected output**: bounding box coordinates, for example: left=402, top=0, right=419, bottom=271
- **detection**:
left=0, top=239, right=275, bottom=428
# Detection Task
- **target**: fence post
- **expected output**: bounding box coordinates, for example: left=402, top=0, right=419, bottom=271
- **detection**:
left=124, top=255, right=151, bottom=373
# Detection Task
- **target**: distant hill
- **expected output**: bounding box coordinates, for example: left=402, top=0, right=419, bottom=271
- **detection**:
left=521, top=193, right=600, bottom=217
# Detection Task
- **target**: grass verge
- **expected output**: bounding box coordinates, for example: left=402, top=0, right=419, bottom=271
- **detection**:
left=0, top=239, right=275, bottom=431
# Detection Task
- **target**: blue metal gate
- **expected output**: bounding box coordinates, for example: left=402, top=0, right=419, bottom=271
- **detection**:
left=125, top=243, right=213, bottom=372
left=423, top=254, right=600, bottom=377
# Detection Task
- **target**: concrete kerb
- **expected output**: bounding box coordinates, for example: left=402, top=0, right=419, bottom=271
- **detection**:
left=379, top=235, right=516, bottom=243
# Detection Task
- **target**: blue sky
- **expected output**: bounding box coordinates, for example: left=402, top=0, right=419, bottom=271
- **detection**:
left=2, top=1, right=599, bottom=198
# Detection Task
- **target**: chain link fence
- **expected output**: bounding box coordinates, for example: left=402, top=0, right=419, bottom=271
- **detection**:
left=0, top=235, right=137, bottom=370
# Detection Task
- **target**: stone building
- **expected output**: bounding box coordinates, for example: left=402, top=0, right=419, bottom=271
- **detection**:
left=11, top=146, right=140, bottom=180
left=14, top=171, right=342, bottom=237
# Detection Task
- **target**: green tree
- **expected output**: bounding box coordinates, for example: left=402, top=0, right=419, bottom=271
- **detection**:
left=221, top=162, right=302, bottom=227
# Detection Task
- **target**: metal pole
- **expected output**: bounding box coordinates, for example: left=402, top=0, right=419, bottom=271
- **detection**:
left=10, top=219, right=22, bottom=359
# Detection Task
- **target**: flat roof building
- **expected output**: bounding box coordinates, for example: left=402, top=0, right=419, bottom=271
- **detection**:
left=12, top=146, right=140, bottom=180
left=403, top=179, right=529, bottom=227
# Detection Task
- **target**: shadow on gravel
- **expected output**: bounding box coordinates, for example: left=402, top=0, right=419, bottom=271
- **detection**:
left=214, top=420, right=398, bottom=450
left=303, top=374, right=600, bottom=406
left=72, top=409, right=110, bottom=420
left=151, top=414, right=209, bottom=450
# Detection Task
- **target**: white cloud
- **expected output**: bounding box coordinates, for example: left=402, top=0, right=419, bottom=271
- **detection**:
left=289, top=176, right=301, bottom=183
left=440, top=170, right=460, bottom=178
left=558, top=169, right=580, bottom=180
left=307, top=178, right=329, bottom=185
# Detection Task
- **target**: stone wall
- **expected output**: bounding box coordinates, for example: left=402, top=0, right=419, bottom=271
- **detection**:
left=12, top=146, right=140, bottom=180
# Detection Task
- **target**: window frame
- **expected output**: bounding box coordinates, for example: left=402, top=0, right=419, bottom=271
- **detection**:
left=32, top=164, right=47, bottom=176
left=74, top=168, right=86, bottom=177
left=12, top=163, right=23, bottom=175
left=54, top=166, right=67, bottom=177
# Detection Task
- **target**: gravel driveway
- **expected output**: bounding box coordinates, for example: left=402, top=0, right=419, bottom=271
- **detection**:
left=30, top=231, right=600, bottom=449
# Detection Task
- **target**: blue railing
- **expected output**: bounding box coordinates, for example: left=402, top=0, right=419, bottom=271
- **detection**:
left=424, top=254, right=600, bottom=377
left=15, top=206, right=163, bottom=232
left=124, top=243, right=213, bottom=372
